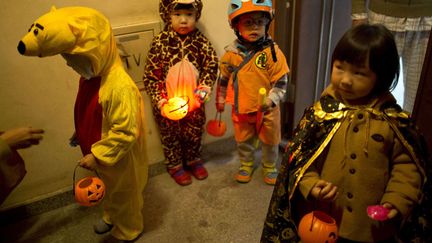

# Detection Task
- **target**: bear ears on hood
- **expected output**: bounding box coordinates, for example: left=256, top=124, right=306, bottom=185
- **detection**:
left=18, top=6, right=120, bottom=77
left=17, top=6, right=112, bottom=58
left=159, top=0, right=203, bottom=23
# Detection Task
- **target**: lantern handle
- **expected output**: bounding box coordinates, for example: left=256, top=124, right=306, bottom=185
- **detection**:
left=73, top=164, right=102, bottom=196
left=214, top=111, right=223, bottom=121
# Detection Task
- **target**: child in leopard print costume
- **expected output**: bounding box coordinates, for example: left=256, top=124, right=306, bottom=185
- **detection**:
left=143, top=0, right=218, bottom=186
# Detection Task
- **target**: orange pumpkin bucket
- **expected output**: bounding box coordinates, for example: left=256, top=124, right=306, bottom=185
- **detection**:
left=298, top=211, right=338, bottom=243
left=73, top=165, right=105, bottom=207
left=206, top=112, right=226, bottom=137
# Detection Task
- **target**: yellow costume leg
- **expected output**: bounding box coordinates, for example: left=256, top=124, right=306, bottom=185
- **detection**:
left=100, top=147, right=147, bottom=241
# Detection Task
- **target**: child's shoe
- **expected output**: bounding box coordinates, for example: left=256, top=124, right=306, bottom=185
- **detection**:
left=168, top=167, right=192, bottom=186
left=262, top=163, right=278, bottom=185
left=189, top=163, right=208, bottom=180
left=94, top=219, right=113, bottom=234
left=263, top=171, right=278, bottom=185
left=235, top=164, right=254, bottom=183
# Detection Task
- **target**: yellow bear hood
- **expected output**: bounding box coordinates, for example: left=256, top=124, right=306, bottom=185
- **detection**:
left=18, top=6, right=121, bottom=77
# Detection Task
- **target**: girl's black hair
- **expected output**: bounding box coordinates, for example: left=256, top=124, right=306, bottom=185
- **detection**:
left=332, top=24, right=400, bottom=96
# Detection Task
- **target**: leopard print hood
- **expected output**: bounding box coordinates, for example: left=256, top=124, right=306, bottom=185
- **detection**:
left=159, top=0, right=203, bottom=23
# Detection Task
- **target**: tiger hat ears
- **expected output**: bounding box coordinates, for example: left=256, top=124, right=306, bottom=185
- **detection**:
left=159, top=0, right=203, bottom=23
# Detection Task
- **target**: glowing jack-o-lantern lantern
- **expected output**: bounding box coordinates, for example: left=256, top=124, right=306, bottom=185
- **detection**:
left=298, top=211, right=338, bottom=243
left=73, top=166, right=105, bottom=207
left=163, top=97, right=189, bottom=120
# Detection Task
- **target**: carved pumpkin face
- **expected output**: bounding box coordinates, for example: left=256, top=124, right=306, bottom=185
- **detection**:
left=206, top=119, right=227, bottom=137
left=163, top=97, right=189, bottom=120
left=298, top=211, right=338, bottom=243
left=74, top=176, right=105, bottom=207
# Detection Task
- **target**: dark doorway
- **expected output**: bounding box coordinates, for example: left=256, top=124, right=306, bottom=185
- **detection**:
left=273, top=0, right=351, bottom=139
left=412, top=32, right=432, bottom=156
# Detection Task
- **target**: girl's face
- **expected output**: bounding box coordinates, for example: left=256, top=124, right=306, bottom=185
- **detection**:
left=170, top=9, right=197, bottom=35
left=331, top=59, right=377, bottom=105
left=236, top=12, right=268, bottom=42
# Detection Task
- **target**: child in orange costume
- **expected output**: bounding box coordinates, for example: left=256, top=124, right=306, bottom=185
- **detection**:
left=216, top=0, right=290, bottom=185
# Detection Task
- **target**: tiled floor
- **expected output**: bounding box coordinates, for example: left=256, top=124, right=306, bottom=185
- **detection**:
left=0, top=138, right=279, bottom=243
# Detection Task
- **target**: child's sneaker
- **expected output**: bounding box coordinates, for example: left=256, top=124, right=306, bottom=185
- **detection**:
left=168, top=167, right=192, bottom=186
left=93, top=219, right=113, bottom=234
left=263, top=171, right=278, bottom=185
left=235, top=165, right=254, bottom=183
left=189, top=163, right=208, bottom=180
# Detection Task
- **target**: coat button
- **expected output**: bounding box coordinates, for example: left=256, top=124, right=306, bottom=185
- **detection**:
left=347, top=192, right=353, bottom=199
left=358, top=113, right=364, bottom=119
left=372, top=134, right=384, bottom=142
left=353, top=127, right=359, bottom=132
left=349, top=168, right=356, bottom=174
left=347, top=206, right=353, bottom=212
left=350, top=153, right=357, bottom=159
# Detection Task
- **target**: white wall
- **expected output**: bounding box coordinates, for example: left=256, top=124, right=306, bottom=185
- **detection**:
left=0, top=0, right=234, bottom=210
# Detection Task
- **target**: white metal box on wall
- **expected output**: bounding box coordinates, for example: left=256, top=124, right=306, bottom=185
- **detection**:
left=113, top=21, right=165, bottom=165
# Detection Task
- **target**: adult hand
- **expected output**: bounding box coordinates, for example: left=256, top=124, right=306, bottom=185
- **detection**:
left=0, top=127, right=44, bottom=150
left=78, top=153, right=98, bottom=171
left=310, top=180, right=338, bottom=202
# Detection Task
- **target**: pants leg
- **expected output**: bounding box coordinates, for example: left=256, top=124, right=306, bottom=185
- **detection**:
left=237, top=137, right=256, bottom=170
left=180, top=108, right=206, bottom=165
left=153, top=109, right=183, bottom=169
left=261, top=142, right=278, bottom=174
left=100, top=152, right=146, bottom=241
left=237, top=136, right=256, bottom=162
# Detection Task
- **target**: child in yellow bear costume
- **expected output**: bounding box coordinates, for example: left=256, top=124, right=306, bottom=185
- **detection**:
left=18, top=6, right=148, bottom=242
